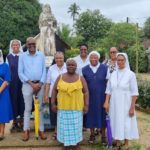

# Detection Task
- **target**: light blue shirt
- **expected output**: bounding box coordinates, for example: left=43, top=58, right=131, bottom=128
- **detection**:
left=18, top=50, right=46, bottom=83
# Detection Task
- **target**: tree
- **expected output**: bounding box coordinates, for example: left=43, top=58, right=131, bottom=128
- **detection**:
left=57, top=24, right=83, bottom=48
left=0, top=0, right=42, bottom=52
left=75, top=9, right=112, bottom=45
left=68, top=3, right=80, bottom=24
left=144, top=17, right=150, bottom=39
left=101, top=23, right=139, bottom=50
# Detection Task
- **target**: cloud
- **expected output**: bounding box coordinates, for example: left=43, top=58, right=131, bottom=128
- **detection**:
left=39, top=0, right=150, bottom=27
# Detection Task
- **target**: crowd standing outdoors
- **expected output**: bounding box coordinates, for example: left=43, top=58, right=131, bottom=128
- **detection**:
left=0, top=38, right=139, bottom=150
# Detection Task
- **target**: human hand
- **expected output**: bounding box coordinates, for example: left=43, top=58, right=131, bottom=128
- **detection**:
left=83, top=105, right=89, bottom=114
left=51, top=104, right=57, bottom=112
left=129, top=107, right=135, bottom=117
left=103, top=102, right=109, bottom=113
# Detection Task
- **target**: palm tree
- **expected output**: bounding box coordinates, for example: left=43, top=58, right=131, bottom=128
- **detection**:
left=68, top=3, right=80, bottom=25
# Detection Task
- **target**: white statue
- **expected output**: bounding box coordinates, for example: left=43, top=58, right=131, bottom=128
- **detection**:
left=38, top=4, right=57, bottom=56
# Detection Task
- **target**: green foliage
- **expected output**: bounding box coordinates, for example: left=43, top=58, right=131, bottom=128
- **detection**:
left=75, top=9, right=112, bottom=44
left=138, top=80, right=150, bottom=109
left=0, top=0, right=42, bottom=51
left=126, top=44, right=148, bottom=72
left=57, top=24, right=83, bottom=48
left=101, top=22, right=138, bottom=50
left=65, top=48, right=79, bottom=59
left=144, top=17, right=150, bottom=39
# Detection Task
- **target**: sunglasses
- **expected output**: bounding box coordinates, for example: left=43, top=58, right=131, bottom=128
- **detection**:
left=28, top=43, right=35, bottom=46
left=110, top=51, right=117, bottom=54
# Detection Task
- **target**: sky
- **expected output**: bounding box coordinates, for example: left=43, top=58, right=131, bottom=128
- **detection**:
left=39, top=0, right=150, bottom=27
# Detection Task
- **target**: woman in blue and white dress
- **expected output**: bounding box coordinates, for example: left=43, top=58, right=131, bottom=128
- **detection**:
left=104, top=53, right=139, bottom=150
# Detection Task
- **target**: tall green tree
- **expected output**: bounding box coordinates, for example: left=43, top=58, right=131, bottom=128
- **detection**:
left=101, top=23, right=138, bottom=50
left=144, top=17, right=150, bottom=39
left=0, top=0, right=42, bottom=52
left=57, top=24, right=83, bottom=48
left=75, top=9, right=112, bottom=45
left=68, top=3, right=80, bottom=24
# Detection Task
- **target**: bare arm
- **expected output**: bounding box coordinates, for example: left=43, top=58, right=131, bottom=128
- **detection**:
left=44, top=83, right=50, bottom=103
left=129, top=96, right=137, bottom=117
left=103, top=94, right=111, bottom=113
left=51, top=76, right=60, bottom=112
left=81, top=76, right=89, bottom=113
left=0, top=81, right=9, bottom=93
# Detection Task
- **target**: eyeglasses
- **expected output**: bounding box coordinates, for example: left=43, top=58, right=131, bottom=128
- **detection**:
left=28, top=43, right=35, bottom=46
left=110, top=51, right=117, bottom=54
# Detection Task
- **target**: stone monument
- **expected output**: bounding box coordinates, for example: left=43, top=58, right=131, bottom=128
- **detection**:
left=35, top=4, right=57, bottom=66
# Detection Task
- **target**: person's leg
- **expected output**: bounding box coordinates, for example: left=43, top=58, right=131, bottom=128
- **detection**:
left=22, top=83, right=33, bottom=141
left=88, top=128, right=95, bottom=143
left=125, top=139, right=129, bottom=149
left=0, top=123, right=5, bottom=140
left=115, top=140, right=121, bottom=150
left=37, top=85, right=47, bottom=140
left=49, top=98, right=57, bottom=140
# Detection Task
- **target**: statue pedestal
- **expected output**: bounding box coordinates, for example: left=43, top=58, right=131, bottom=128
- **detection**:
left=45, top=56, right=54, bottom=67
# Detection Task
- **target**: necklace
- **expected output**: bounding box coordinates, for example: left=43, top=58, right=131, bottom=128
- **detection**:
left=116, top=69, right=126, bottom=87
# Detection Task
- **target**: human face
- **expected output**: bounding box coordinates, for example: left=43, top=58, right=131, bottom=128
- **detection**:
left=80, top=45, right=88, bottom=58
left=27, top=42, right=36, bottom=54
left=110, top=47, right=117, bottom=60
left=66, top=60, right=77, bottom=74
left=117, top=55, right=126, bottom=69
left=90, top=54, right=99, bottom=66
left=11, top=41, right=20, bottom=54
left=55, top=53, right=64, bottom=67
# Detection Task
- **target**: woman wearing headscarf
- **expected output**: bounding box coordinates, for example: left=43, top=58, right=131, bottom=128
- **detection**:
left=44, top=52, right=67, bottom=140
left=6, top=39, right=24, bottom=132
left=82, top=51, right=107, bottom=144
left=0, top=50, right=13, bottom=140
left=51, top=59, right=89, bottom=150
left=104, top=53, right=139, bottom=150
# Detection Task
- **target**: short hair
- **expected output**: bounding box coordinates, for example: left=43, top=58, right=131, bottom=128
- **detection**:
left=79, top=44, right=88, bottom=49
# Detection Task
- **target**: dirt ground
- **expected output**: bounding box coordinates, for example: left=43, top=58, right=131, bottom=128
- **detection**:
left=0, top=111, right=149, bottom=150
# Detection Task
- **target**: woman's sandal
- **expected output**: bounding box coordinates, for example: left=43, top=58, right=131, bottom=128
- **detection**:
left=52, top=132, right=57, bottom=140
left=88, top=135, right=95, bottom=144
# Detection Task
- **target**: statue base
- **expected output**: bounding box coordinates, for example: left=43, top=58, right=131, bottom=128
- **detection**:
left=45, top=56, right=54, bottom=67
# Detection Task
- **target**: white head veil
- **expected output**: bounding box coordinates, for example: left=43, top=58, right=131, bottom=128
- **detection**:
left=117, top=52, right=130, bottom=70
left=0, top=50, right=4, bottom=64
left=9, top=39, right=22, bottom=54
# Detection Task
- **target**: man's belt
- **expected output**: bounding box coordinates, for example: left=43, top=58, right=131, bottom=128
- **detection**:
left=31, top=80, right=40, bottom=84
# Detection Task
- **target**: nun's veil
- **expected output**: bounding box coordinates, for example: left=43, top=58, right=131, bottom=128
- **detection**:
left=117, top=53, right=130, bottom=70
left=0, top=50, right=4, bottom=64
left=9, top=39, right=22, bottom=54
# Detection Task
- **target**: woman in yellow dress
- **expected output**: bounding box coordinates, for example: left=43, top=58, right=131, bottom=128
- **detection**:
left=51, top=59, right=89, bottom=150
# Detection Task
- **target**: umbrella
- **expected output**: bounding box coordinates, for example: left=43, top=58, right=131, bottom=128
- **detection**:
left=106, top=114, right=113, bottom=147
left=34, top=95, right=40, bottom=140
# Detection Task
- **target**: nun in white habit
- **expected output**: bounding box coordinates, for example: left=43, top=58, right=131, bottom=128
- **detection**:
left=104, top=53, right=139, bottom=149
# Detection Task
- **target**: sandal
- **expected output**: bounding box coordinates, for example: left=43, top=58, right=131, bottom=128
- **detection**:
left=101, top=136, right=107, bottom=145
left=52, top=132, right=57, bottom=140
left=94, top=129, right=101, bottom=136
left=88, top=135, right=95, bottom=144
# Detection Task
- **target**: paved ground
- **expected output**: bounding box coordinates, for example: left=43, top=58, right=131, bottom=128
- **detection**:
left=1, top=111, right=150, bottom=150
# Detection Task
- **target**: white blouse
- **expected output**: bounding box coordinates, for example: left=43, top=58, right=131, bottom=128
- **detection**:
left=46, top=63, right=67, bottom=97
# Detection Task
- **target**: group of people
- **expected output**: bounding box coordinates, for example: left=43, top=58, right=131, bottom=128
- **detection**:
left=0, top=38, right=139, bottom=150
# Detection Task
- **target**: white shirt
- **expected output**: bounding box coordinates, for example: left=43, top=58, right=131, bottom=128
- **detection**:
left=46, top=63, right=67, bottom=97
left=89, top=63, right=100, bottom=73
left=74, top=55, right=89, bottom=75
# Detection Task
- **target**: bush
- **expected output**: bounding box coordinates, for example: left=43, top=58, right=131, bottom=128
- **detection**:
left=137, top=79, right=150, bottom=109
left=126, top=44, right=148, bottom=73
left=65, top=48, right=79, bottom=59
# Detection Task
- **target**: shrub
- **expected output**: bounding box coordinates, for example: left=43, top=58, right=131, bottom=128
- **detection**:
left=137, top=79, right=150, bottom=109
